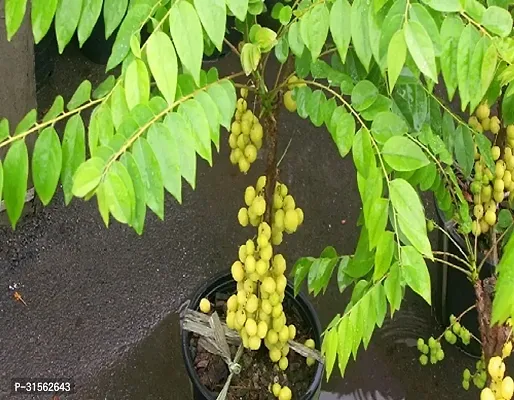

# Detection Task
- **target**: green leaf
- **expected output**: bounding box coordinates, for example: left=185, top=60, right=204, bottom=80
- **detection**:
left=61, top=115, right=85, bottom=205
left=120, top=152, right=146, bottom=234
left=469, top=37, right=489, bottom=113
left=308, top=257, right=338, bottom=296
left=322, top=97, right=337, bottom=128
left=420, top=0, right=461, bottom=12
left=404, top=20, right=437, bottom=82
left=351, top=0, right=372, bottom=71
left=195, top=91, right=221, bottom=151
left=337, top=316, right=352, bottom=376
left=32, top=0, right=58, bottom=43
left=300, top=3, right=329, bottom=60
left=132, top=137, right=164, bottom=219
left=207, top=81, right=236, bottom=130
left=0, top=119, right=8, bottom=143
left=103, top=162, right=135, bottom=224
left=77, top=0, right=102, bottom=46
left=457, top=25, right=480, bottom=111
left=130, top=34, right=141, bottom=58
left=194, top=0, right=226, bottom=51
left=454, top=125, right=474, bottom=177
left=110, top=84, right=130, bottom=130
left=337, top=256, right=353, bottom=293
left=476, top=132, right=495, bottom=172
left=103, top=0, right=128, bottom=38
left=346, top=227, right=375, bottom=278
left=361, top=291, right=375, bottom=349
left=275, top=35, right=289, bottom=64
left=351, top=80, right=379, bottom=112
left=240, top=43, right=261, bottom=75
left=387, top=30, right=407, bottom=92
left=481, top=44, right=498, bottom=102
left=384, top=262, right=401, bottom=315
left=440, top=16, right=464, bottom=101
left=3, top=140, right=28, bottom=228
left=92, top=76, right=115, bottom=100
left=378, top=2, right=404, bottom=64
left=15, top=109, right=37, bottom=134
left=279, top=5, right=292, bottom=25
left=55, top=0, right=83, bottom=53
left=306, top=90, right=326, bottom=127
left=331, top=113, right=355, bottom=158
left=43, top=95, right=64, bottom=123
left=503, top=84, right=514, bottom=126
left=164, top=113, right=196, bottom=190
left=371, top=111, right=408, bottom=144
left=5, top=0, right=28, bottom=41
left=169, top=1, right=203, bottom=85
left=179, top=99, right=212, bottom=166
left=349, top=301, right=363, bottom=358
left=226, top=0, right=248, bottom=21
left=324, top=327, right=339, bottom=380
left=328, top=106, right=346, bottom=135
left=107, top=4, right=152, bottom=71
left=125, top=59, right=150, bottom=110
left=391, top=79, right=428, bottom=131
left=288, top=21, right=304, bottom=57
left=147, top=123, right=182, bottom=203
left=294, top=48, right=311, bottom=79
left=360, top=95, right=392, bottom=121
left=89, top=104, right=114, bottom=157
left=272, top=3, right=284, bottom=19
left=292, top=257, right=314, bottom=297
left=482, top=6, right=513, bottom=37
left=382, top=136, right=430, bottom=171
left=72, top=157, right=104, bottom=198
left=67, top=80, right=92, bottom=110
left=367, top=198, right=389, bottom=251
left=374, top=231, right=395, bottom=281
left=390, top=178, right=432, bottom=258
left=32, top=127, right=62, bottom=205
left=492, top=232, right=514, bottom=324
left=409, top=3, right=441, bottom=56
left=372, top=284, right=387, bottom=328
left=401, top=246, right=431, bottom=305
left=498, top=209, right=513, bottom=230
left=330, top=0, right=351, bottom=63
left=352, top=128, right=375, bottom=178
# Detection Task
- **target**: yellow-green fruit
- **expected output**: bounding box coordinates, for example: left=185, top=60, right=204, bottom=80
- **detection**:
left=256, top=175, right=267, bottom=192
left=256, top=259, right=268, bottom=276
left=274, top=209, right=285, bottom=230
left=229, top=150, right=238, bottom=165
left=480, top=219, right=490, bottom=234
left=269, top=292, right=281, bottom=306
left=237, top=98, right=247, bottom=112
left=480, top=388, right=495, bottom=400
left=244, top=144, right=258, bottom=163
left=504, top=171, right=512, bottom=187
left=486, top=167, right=494, bottom=181
left=237, top=281, right=244, bottom=292
left=246, top=294, right=259, bottom=313
left=240, top=87, right=248, bottom=98
left=250, top=214, right=261, bottom=227
left=227, top=295, right=238, bottom=312
left=249, top=272, right=260, bottom=282
left=494, top=190, right=504, bottom=203
left=249, top=335, right=261, bottom=350
left=242, top=110, right=254, bottom=123
left=296, top=208, right=304, bottom=225
left=245, top=186, right=256, bottom=206
left=469, top=116, right=480, bottom=127
left=272, top=231, right=283, bottom=246
left=486, top=200, right=497, bottom=212
left=272, top=303, right=284, bottom=318
left=245, top=318, right=258, bottom=337
left=503, top=341, right=513, bottom=358
left=270, top=347, right=282, bottom=362
left=491, top=121, right=501, bottom=135
left=237, top=289, right=247, bottom=305
left=284, top=209, right=299, bottom=232
left=250, top=123, right=263, bottom=143
left=237, top=133, right=248, bottom=150
left=272, top=383, right=281, bottom=397
left=508, top=125, right=514, bottom=139
left=306, top=357, right=315, bottom=367
left=260, top=244, right=273, bottom=262
left=278, top=386, right=292, bottom=400
left=492, top=146, right=501, bottom=161
left=279, top=325, right=289, bottom=342
left=481, top=117, right=491, bottom=131
left=254, top=137, right=263, bottom=150
left=287, top=75, right=299, bottom=88
left=238, top=208, right=249, bottom=227
left=273, top=193, right=283, bottom=209
left=305, top=339, right=315, bottom=349
left=232, top=261, right=245, bottom=282
left=482, top=185, right=492, bottom=202
left=259, top=222, right=272, bottom=239
left=273, top=254, right=286, bottom=275
left=273, top=314, right=285, bottom=332
left=281, top=344, right=290, bottom=357
left=283, top=195, right=296, bottom=211
left=502, top=376, right=514, bottom=399
left=244, top=279, right=255, bottom=294
left=241, top=119, right=251, bottom=135
left=494, top=178, right=505, bottom=193
left=235, top=110, right=242, bottom=121
left=226, top=311, right=236, bottom=329
left=260, top=313, right=271, bottom=326
left=485, top=210, right=497, bottom=226
left=236, top=309, right=247, bottom=327
left=510, top=139, right=514, bottom=149
left=279, top=356, right=289, bottom=371
left=474, top=204, right=484, bottom=219
left=284, top=90, right=297, bottom=112
left=267, top=329, right=279, bottom=345
left=477, top=104, right=490, bottom=120
left=257, top=321, right=268, bottom=339
left=277, top=183, right=288, bottom=197
left=508, top=156, right=514, bottom=170
left=261, top=299, right=272, bottom=314
left=239, top=245, right=247, bottom=263
left=200, top=298, right=211, bottom=313
left=288, top=325, right=297, bottom=340
left=239, top=157, right=250, bottom=174
left=262, top=276, right=277, bottom=293
left=496, top=161, right=506, bottom=178
left=471, top=220, right=481, bottom=236
left=231, top=121, right=242, bottom=135
left=252, top=196, right=266, bottom=216
left=241, top=328, right=249, bottom=348
left=229, top=133, right=238, bottom=149
left=488, top=356, right=506, bottom=382
left=246, top=240, right=255, bottom=256
left=245, top=255, right=256, bottom=273
left=276, top=274, right=287, bottom=294
left=257, top=233, right=269, bottom=248
left=506, top=147, right=513, bottom=158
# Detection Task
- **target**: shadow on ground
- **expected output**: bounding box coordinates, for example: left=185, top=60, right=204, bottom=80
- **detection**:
left=0, top=40, right=489, bottom=400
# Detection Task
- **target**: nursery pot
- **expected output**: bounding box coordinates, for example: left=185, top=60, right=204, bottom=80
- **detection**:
left=434, top=203, right=495, bottom=357
left=181, top=271, right=324, bottom=400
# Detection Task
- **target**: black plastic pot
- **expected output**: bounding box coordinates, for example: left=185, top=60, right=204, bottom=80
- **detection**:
left=180, top=271, right=324, bottom=400
left=434, top=204, right=495, bottom=357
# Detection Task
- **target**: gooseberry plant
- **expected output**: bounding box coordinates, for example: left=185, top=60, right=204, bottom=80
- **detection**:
left=2, top=0, right=514, bottom=398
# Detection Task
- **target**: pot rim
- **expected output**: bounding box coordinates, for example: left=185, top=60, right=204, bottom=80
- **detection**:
left=180, top=270, right=325, bottom=400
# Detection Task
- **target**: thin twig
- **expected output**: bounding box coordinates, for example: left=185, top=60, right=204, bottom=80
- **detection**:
left=277, top=138, right=293, bottom=167
left=433, top=251, right=472, bottom=269
left=478, top=221, right=514, bottom=271
left=224, top=38, right=240, bottom=57
left=433, top=257, right=473, bottom=278
left=437, top=304, right=478, bottom=341
left=433, top=224, right=470, bottom=260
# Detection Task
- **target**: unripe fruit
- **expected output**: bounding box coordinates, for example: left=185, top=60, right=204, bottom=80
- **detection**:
left=273, top=254, right=287, bottom=275
left=508, top=125, right=514, bottom=139
left=245, top=318, right=258, bottom=337
left=497, top=161, right=506, bottom=178
left=260, top=244, right=273, bottom=261
left=495, top=178, right=505, bottom=192
left=262, top=276, right=277, bottom=293
left=259, top=222, right=272, bottom=239
left=246, top=294, right=259, bottom=313
left=244, top=144, right=258, bottom=163
left=241, top=328, right=249, bottom=348
left=256, top=175, right=267, bottom=192
left=273, top=193, right=283, bottom=209
left=274, top=209, right=285, bottom=230
left=305, top=338, right=315, bottom=349
left=257, top=320, right=268, bottom=339
left=272, top=231, right=283, bottom=245
left=272, top=303, right=284, bottom=318
left=245, top=186, right=256, bottom=206
left=485, top=210, right=497, bottom=226
left=267, top=329, right=279, bottom=345
left=283, top=195, right=296, bottom=211
left=278, top=386, right=292, bottom=400
left=306, top=357, right=315, bottom=366
left=482, top=117, right=491, bottom=131
left=237, top=98, right=247, bottom=112
left=229, top=150, right=239, bottom=165
left=245, top=255, right=256, bottom=273
left=239, top=245, right=247, bottom=263
left=471, top=181, right=481, bottom=195
left=237, top=289, right=247, bottom=305
left=241, top=120, right=251, bottom=136
left=243, top=279, right=255, bottom=294
left=240, top=87, right=248, bottom=98
left=279, top=356, right=289, bottom=370
left=502, top=376, right=514, bottom=399
left=256, top=259, right=268, bottom=276
left=480, top=219, right=490, bottom=234
left=226, top=311, right=236, bottom=329
left=482, top=185, right=492, bottom=201
left=284, top=209, right=299, bottom=232
left=236, top=309, right=247, bottom=327
left=249, top=335, right=261, bottom=350
left=269, top=292, right=280, bottom=306
left=270, top=348, right=281, bottom=362
left=252, top=196, right=266, bottom=216
left=238, top=207, right=249, bottom=226
left=494, top=190, right=505, bottom=203
left=296, top=208, right=304, bottom=225
left=477, top=104, right=491, bottom=120
left=257, top=233, right=269, bottom=248
left=474, top=204, right=484, bottom=219
left=492, top=146, right=501, bottom=161
left=273, top=314, right=285, bottom=332
left=280, top=183, right=288, bottom=197
left=503, top=341, right=512, bottom=358
left=227, top=295, right=238, bottom=312
left=238, top=157, right=250, bottom=174
left=229, top=133, right=238, bottom=149
left=419, top=354, right=428, bottom=365
left=250, top=123, right=263, bottom=143
left=272, top=383, right=281, bottom=397
left=232, top=261, right=245, bottom=282
left=249, top=272, right=260, bottom=282
left=472, top=220, right=481, bottom=236
left=231, top=121, right=242, bottom=135
left=200, top=298, right=211, bottom=313
left=279, top=325, right=289, bottom=342
left=284, top=91, right=297, bottom=112
left=237, top=134, right=248, bottom=150
left=261, top=298, right=272, bottom=314
left=505, top=171, right=512, bottom=187
left=276, top=274, right=287, bottom=294
left=469, top=116, right=480, bottom=127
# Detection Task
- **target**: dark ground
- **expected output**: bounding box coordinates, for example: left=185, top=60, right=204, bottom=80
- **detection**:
left=0, top=39, right=483, bottom=400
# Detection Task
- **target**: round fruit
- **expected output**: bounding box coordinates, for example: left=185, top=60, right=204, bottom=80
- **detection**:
left=226, top=311, right=236, bottom=329
left=469, top=116, right=480, bottom=127
left=477, top=104, right=490, bottom=120
left=246, top=294, right=259, bottom=313
left=261, top=299, right=272, bottom=314
left=200, top=298, right=211, bottom=313
left=245, top=186, right=256, bottom=206
left=472, top=220, right=481, bottom=236
left=474, top=204, right=484, bottom=219
left=492, top=146, right=502, bottom=161
left=267, top=329, right=279, bottom=345
left=508, top=125, right=514, bottom=139
left=257, top=320, right=268, bottom=339
left=245, top=254, right=256, bottom=272
left=273, top=254, right=287, bottom=275
left=232, top=261, right=245, bottom=282
left=238, top=207, right=249, bottom=226
left=227, top=295, right=238, bottom=312
left=244, top=279, right=255, bottom=294
left=269, top=347, right=281, bottom=362
left=249, top=335, right=261, bottom=350
left=284, top=91, right=297, bottom=112
left=278, top=386, right=292, bottom=400
left=296, top=208, right=304, bottom=225
left=246, top=239, right=255, bottom=255
left=239, top=245, right=247, bottom=263
left=491, top=121, right=501, bottom=135
left=245, top=318, right=258, bottom=337
left=262, top=276, right=277, bottom=293
left=485, top=210, right=497, bottom=226
left=272, top=383, right=281, bottom=397
left=256, top=259, right=268, bottom=276
left=259, top=222, right=272, bottom=239
left=279, top=356, right=289, bottom=371
left=480, top=388, right=495, bottom=400
left=502, top=376, right=514, bottom=399
left=494, top=190, right=504, bottom=203
left=274, top=209, right=285, bottom=230
left=269, top=292, right=280, bottom=306
left=237, top=133, right=248, bottom=150
left=273, top=193, right=283, bottom=209
left=260, top=244, right=273, bottom=261
left=236, top=98, right=247, bottom=112
left=276, top=274, right=287, bottom=294
left=488, top=356, right=505, bottom=381
left=256, top=176, right=267, bottom=192
left=482, top=117, right=491, bottom=131
left=504, top=171, right=512, bottom=187
left=236, top=309, right=247, bottom=327
left=272, top=304, right=284, bottom=318
left=480, top=219, right=490, bottom=234
left=239, top=157, right=250, bottom=173
left=287, top=75, right=299, bottom=88
left=283, top=195, right=296, bottom=211
left=244, top=144, right=258, bottom=163
left=257, top=233, right=269, bottom=248
left=252, top=196, right=266, bottom=216
left=284, top=209, right=299, bottom=232
left=237, top=289, right=247, bottom=305
left=250, top=123, right=263, bottom=143
left=278, top=325, right=289, bottom=342
left=419, top=354, right=428, bottom=365
left=495, top=178, right=505, bottom=192
left=305, top=339, right=315, bottom=349
left=240, top=87, right=248, bottom=98
left=273, top=314, right=285, bottom=332
left=272, top=231, right=283, bottom=246
left=503, top=341, right=512, bottom=358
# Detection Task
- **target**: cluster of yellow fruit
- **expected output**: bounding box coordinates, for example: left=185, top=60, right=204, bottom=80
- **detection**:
left=229, top=89, right=264, bottom=174
left=470, top=104, right=501, bottom=134
left=271, top=383, right=292, bottom=400
left=283, top=75, right=305, bottom=113
left=237, top=176, right=304, bottom=246
left=480, top=340, right=514, bottom=400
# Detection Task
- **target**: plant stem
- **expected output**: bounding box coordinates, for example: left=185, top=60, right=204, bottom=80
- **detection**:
left=433, top=224, right=470, bottom=261
left=224, top=38, right=240, bottom=57
left=433, top=251, right=472, bottom=269
left=433, top=257, right=473, bottom=278
left=276, top=138, right=293, bottom=167
left=478, top=221, right=514, bottom=271
left=437, top=304, right=478, bottom=341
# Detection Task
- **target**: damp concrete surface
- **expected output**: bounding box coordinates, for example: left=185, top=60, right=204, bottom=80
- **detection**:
left=0, top=40, right=497, bottom=400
